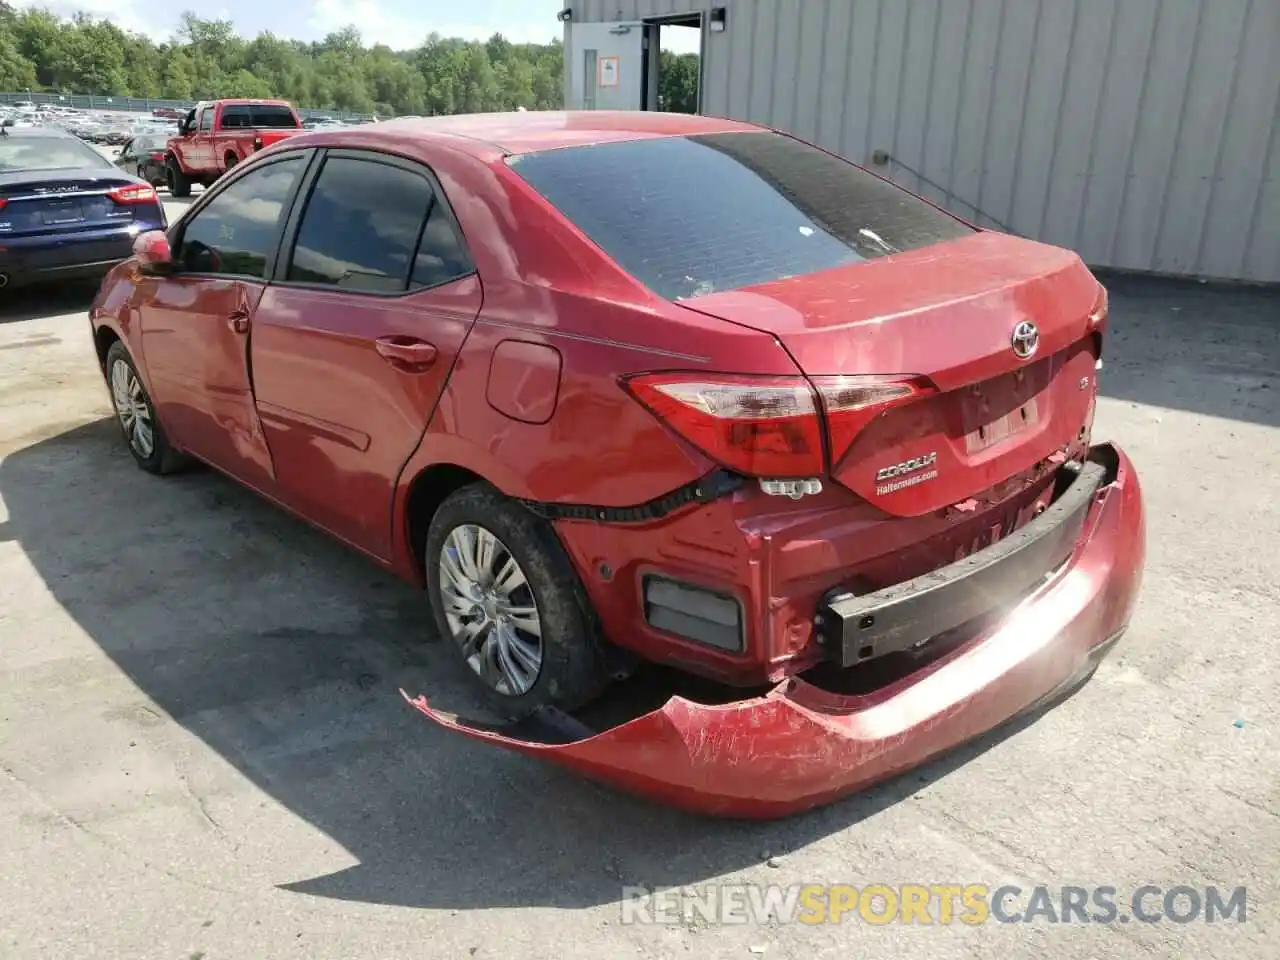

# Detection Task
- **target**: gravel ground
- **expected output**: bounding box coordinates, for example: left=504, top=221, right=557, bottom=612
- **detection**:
left=0, top=227, right=1275, bottom=960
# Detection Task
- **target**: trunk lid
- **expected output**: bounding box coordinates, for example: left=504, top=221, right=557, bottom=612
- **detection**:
left=0, top=170, right=147, bottom=237
left=679, top=231, right=1103, bottom=517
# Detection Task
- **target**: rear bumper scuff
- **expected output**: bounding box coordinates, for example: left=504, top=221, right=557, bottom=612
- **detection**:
left=402, top=442, right=1146, bottom=819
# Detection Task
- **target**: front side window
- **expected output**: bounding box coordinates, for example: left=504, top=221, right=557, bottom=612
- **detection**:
left=286, top=155, right=471, bottom=293
left=508, top=131, right=976, bottom=301
left=199, top=109, right=213, bottom=132
left=178, top=156, right=304, bottom=277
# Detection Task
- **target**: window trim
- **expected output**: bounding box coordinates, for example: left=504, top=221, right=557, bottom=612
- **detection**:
left=269, top=146, right=477, bottom=300
left=168, top=149, right=318, bottom=284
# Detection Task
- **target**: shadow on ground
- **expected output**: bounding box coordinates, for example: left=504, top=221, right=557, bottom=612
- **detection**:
left=0, top=419, right=1079, bottom=911
left=1096, top=272, right=1278, bottom=428
left=0, top=280, right=99, bottom=324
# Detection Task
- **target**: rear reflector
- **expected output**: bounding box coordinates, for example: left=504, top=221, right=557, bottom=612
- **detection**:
left=643, top=576, right=744, bottom=653
left=108, top=184, right=157, bottom=204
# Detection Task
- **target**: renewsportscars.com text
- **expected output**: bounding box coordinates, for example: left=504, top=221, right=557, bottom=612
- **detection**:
left=620, top=884, right=1248, bottom=926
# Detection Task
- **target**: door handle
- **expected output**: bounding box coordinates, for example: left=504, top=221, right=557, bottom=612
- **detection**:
left=228, top=309, right=250, bottom=334
left=375, top=336, right=438, bottom=370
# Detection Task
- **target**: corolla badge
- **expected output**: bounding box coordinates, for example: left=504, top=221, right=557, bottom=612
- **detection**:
left=1011, top=320, right=1040, bottom=360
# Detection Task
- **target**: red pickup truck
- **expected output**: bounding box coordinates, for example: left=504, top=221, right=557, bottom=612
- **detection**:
left=164, top=99, right=303, bottom=197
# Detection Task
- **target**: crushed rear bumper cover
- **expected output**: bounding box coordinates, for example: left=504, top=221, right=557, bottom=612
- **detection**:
left=402, top=443, right=1145, bottom=820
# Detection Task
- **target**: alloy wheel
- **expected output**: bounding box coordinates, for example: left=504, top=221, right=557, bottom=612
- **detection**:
left=109, top=358, right=155, bottom=459
left=438, top=524, right=543, bottom=696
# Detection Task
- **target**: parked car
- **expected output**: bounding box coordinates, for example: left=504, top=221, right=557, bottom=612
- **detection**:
left=114, top=134, right=167, bottom=187
left=164, top=98, right=303, bottom=197
left=103, top=125, right=134, bottom=146
left=88, top=112, right=1145, bottom=818
left=0, top=126, right=165, bottom=290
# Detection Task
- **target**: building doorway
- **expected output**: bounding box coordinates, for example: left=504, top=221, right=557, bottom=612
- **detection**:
left=565, top=13, right=703, bottom=113
left=641, top=14, right=704, bottom=114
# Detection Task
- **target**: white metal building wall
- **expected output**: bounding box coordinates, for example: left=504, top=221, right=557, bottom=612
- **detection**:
left=568, top=0, right=1280, bottom=283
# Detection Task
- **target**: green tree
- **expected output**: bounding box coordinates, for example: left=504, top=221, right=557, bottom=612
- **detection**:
left=0, top=9, right=604, bottom=117
left=659, top=51, right=699, bottom=113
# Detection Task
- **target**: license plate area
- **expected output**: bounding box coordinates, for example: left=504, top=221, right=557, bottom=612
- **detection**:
left=965, top=396, right=1040, bottom=453
left=41, top=200, right=84, bottom=225
left=959, top=361, right=1050, bottom=454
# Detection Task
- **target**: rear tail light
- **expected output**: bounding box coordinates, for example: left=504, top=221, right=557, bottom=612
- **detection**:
left=108, top=184, right=157, bottom=204
left=148, top=151, right=164, bottom=161
left=253, top=136, right=263, bottom=150
left=621, top=372, right=931, bottom=478
left=812, top=375, right=934, bottom=467
left=621, top=373, right=825, bottom=477
left=0, top=198, right=7, bottom=212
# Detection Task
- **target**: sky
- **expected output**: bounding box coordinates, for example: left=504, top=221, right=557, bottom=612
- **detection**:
left=11, top=0, right=702, bottom=53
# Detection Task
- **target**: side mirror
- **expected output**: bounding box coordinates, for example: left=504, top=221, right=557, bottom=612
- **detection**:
left=133, top=230, right=174, bottom=273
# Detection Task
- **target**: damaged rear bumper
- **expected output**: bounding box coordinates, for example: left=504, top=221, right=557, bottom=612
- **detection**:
left=403, top=443, right=1146, bottom=819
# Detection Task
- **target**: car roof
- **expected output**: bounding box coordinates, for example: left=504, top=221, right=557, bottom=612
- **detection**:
left=306, top=110, right=766, bottom=158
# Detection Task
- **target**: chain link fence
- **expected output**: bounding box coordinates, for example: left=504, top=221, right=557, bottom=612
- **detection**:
left=0, top=91, right=374, bottom=121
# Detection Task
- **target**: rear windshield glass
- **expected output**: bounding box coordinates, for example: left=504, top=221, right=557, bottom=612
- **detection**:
left=221, top=104, right=296, bottom=128
left=0, top=135, right=111, bottom=173
left=508, top=131, right=976, bottom=301
left=251, top=105, right=298, bottom=128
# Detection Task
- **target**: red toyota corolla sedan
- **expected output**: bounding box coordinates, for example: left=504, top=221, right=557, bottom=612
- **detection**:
left=89, top=111, right=1145, bottom=818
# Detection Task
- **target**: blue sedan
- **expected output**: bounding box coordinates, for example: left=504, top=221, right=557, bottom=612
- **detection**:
left=0, top=126, right=167, bottom=290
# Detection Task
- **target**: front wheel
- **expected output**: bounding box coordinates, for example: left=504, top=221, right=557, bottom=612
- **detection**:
left=105, top=341, right=186, bottom=475
left=425, top=484, right=611, bottom=719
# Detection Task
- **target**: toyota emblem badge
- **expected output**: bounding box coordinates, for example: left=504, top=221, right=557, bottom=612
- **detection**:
left=1011, top=320, right=1040, bottom=360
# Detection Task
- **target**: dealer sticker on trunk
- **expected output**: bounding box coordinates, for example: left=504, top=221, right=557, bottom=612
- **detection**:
left=875, top=451, right=939, bottom=495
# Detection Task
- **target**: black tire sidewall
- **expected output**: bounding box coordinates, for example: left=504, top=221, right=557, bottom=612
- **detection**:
left=166, top=159, right=190, bottom=197
left=425, top=484, right=608, bottom=719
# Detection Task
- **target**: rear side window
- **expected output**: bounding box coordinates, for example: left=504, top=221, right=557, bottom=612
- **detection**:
left=508, top=131, right=976, bottom=301
left=285, top=155, right=472, bottom=294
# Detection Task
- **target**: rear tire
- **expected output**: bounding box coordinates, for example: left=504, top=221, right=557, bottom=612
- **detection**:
left=425, top=483, right=612, bottom=720
left=104, top=341, right=186, bottom=475
left=223, top=152, right=238, bottom=171
left=165, top=158, right=191, bottom=198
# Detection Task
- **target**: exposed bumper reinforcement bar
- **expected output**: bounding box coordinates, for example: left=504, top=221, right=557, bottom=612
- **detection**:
left=817, top=457, right=1110, bottom=667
